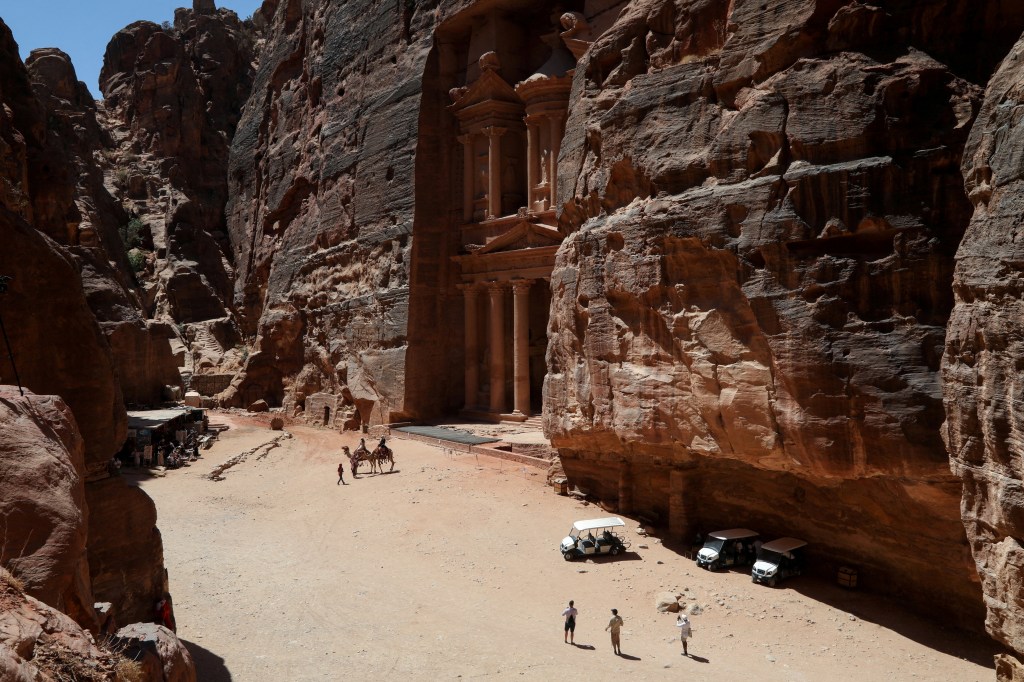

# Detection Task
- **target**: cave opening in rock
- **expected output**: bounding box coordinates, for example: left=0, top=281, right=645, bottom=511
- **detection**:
left=406, top=0, right=583, bottom=422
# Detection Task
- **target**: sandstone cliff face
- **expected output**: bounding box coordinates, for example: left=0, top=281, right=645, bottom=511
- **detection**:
left=0, top=389, right=95, bottom=631
left=225, top=0, right=444, bottom=418
left=0, top=18, right=168, bottom=629
left=542, top=0, right=1024, bottom=626
left=100, top=3, right=258, bottom=380
left=944, top=30, right=1024, bottom=670
left=24, top=47, right=182, bottom=407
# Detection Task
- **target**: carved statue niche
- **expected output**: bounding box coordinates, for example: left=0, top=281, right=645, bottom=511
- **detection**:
left=449, top=50, right=527, bottom=223
left=502, top=151, right=525, bottom=215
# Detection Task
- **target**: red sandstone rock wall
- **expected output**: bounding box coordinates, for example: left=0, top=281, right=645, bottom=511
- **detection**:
left=99, top=4, right=259, bottom=379
left=224, top=0, right=452, bottom=418
left=944, top=30, right=1024, bottom=672
left=545, top=0, right=1024, bottom=628
left=0, top=389, right=96, bottom=631
left=0, top=17, right=168, bottom=629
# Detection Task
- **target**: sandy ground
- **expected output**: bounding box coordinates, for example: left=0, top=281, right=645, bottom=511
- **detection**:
left=131, top=414, right=997, bottom=681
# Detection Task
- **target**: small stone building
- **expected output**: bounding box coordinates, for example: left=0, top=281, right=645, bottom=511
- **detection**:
left=305, top=392, right=339, bottom=428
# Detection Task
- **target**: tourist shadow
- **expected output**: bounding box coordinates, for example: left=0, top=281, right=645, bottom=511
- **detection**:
left=572, top=643, right=595, bottom=650
left=617, top=652, right=641, bottom=661
left=688, top=654, right=709, bottom=663
left=182, top=639, right=231, bottom=682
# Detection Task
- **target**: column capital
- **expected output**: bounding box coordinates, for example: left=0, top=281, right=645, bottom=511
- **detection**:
left=511, top=279, right=535, bottom=294
left=486, top=280, right=508, bottom=293
left=482, top=125, right=507, bottom=139
left=457, top=282, right=480, bottom=294
left=524, top=114, right=546, bottom=127
left=457, top=133, right=475, bottom=146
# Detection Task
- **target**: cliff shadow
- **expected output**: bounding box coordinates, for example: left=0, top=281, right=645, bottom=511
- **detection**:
left=183, top=639, right=232, bottom=682
left=780, top=578, right=999, bottom=668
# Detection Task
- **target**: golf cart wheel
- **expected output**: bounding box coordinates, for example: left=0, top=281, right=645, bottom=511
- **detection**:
left=610, top=546, right=620, bottom=556
left=563, top=552, right=574, bottom=562
left=768, top=577, right=777, bottom=588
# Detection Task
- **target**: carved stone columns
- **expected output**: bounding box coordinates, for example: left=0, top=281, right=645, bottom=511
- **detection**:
left=512, top=279, right=533, bottom=416
left=487, top=281, right=507, bottom=413
left=483, top=126, right=506, bottom=219
left=459, top=283, right=480, bottom=409
left=458, top=134, right=475, bottom=222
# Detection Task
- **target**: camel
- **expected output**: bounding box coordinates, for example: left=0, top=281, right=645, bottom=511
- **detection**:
left=372, top=443, right=395, bottom=473
left=343, top=445, right=365, bottom=477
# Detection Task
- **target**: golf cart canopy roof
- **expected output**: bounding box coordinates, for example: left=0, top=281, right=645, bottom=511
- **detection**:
left=708, top=528, right=759, bottom=540
left=761, top=537, right=807, bottom=553
left=572, top=517, right=626, bottom=532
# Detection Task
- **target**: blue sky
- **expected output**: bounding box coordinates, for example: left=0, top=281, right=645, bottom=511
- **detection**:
left=2, top=1, right=264, bottom=98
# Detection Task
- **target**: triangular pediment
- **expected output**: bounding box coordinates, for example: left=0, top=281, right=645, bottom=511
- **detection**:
left=449, top=69, right=521, bottom=113
left=477, top=221, right=563, bottom=254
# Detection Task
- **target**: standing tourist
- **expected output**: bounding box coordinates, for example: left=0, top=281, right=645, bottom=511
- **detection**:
left=337, top=458, right=346, bottom=485
left=562, top=600, right=578, bottom=644
left=676, top=613, right=692, bottom=656
left=605, top=608, right=624, bottom=655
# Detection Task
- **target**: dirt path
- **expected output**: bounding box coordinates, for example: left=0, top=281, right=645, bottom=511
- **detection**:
left=133, top=414, right=997, bottom=681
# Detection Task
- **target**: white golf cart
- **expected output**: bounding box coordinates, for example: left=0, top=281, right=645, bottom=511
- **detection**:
left=696, top=528, right=759, bottom=571
left=752, top=537, right=807, bottom=586
left=560, top=517, right=630, bottom=561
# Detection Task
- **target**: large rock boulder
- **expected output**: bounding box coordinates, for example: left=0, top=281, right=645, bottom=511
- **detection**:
left=86, top=477, right=167, bottom=626
left=0, top=568, right=123, bottom=681
left=0, top=388, right=95, bottom=631
left=116, top=622, right=197, bottom=682
left=943, top=29, right=1024, bottom=671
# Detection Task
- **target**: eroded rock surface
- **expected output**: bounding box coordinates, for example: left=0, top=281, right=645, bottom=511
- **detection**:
left=0, top=566, right=195, bottom=682
left=0, top=389, right=95, bottom=631
left=115, top=622, right=196, bottom=682
left=944, top=29, right=1024, bottom=670
left=544, top=0, right=1024, bottom=626
left=0, top=17, right=168, bottom=630
left=224, top=0, right=438, bottom=418
left=99, top=5, right=259, bottom=379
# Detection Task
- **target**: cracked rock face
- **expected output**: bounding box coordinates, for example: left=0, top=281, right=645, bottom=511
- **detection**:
left=224, top=0, right=439, bottom=417
left=0, top=17, right=168, bottom=629
left=944, top=30, right=1024, bottom=668
left=546, top=0, right=1024, bottom=625
left=0, top=389, right=95, bottom=632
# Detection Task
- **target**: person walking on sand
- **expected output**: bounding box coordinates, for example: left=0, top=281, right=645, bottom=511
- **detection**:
left=562, top=600, right=578, bottom=644
left=606, top=608, right=624, bottom=655
left=337, top=459, right=346, bottom=485
left=676, top=613, right=693, bottom=656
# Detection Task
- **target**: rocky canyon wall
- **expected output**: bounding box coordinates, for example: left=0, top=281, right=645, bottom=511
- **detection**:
left=99, top=3, right=260, bottom=382
left=0, top=17, right=168, bottom=628
left=545, top=0, right=1024, bottom=629
left=224, top=0, right=455, bottom=421
left=944, top=30, right=1024, bottom=674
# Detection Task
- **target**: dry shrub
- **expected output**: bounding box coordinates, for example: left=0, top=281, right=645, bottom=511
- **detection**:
left=0, top=565, right=25, bottom=593
left=115, top=656, right=145, bottom=682
left=32, top=642, right=111, bottom=682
